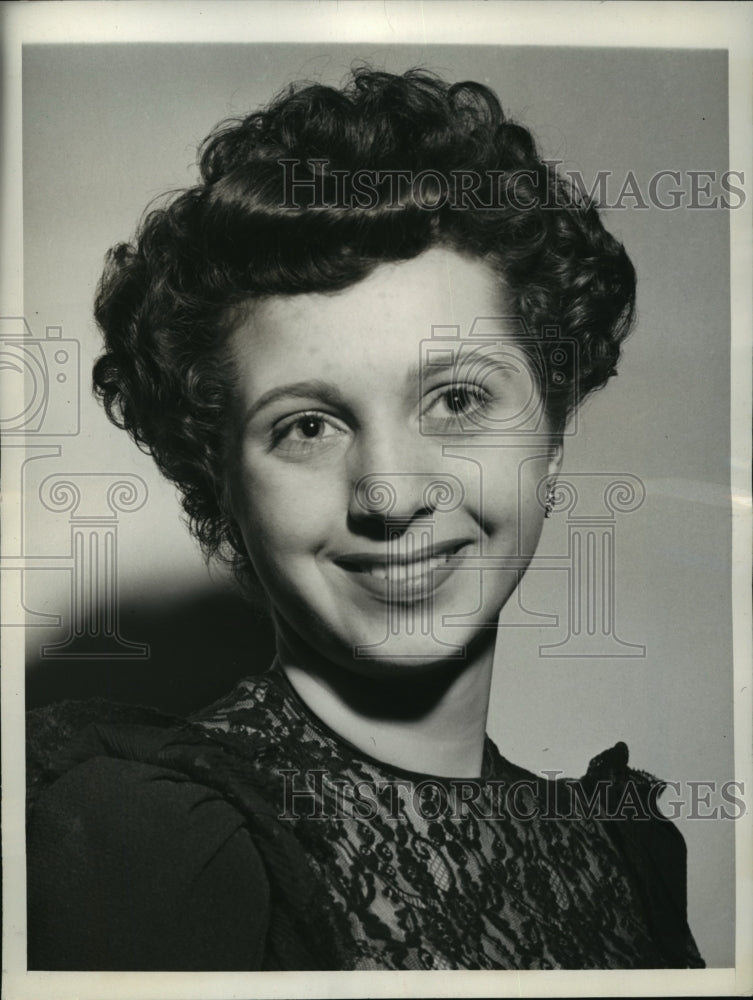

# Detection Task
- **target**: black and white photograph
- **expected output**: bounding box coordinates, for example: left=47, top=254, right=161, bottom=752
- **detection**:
left=2, top=2, right=751, bottom=997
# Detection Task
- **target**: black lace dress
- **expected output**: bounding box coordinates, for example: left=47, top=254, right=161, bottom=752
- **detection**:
left=26, top=662, right=705, bottom=970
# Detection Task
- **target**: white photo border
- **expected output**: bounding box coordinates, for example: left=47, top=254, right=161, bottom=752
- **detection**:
left=2, top=2, right=751, bottom=998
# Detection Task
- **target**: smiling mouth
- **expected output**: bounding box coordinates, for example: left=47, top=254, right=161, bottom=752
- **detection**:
left=333, top=540, right=471, bottom=599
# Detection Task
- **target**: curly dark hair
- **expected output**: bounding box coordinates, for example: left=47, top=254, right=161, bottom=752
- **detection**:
left=93, top=66, right=636, bottom=588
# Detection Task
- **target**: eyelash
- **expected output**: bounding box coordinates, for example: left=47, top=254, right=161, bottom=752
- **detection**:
left=422, top=382, right=493, bottom=429
left=269, top=410, right=346, bottom=453
left=268, top=382, right=493, bottom=455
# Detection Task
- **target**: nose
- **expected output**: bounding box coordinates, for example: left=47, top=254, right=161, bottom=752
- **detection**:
left=346, top=425, right=464, bottom=531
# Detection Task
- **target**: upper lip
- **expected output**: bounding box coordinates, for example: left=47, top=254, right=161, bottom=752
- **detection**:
left=333, top=538, right=471, bottom=570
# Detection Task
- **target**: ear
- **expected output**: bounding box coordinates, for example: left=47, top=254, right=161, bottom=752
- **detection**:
left=547, top=439, right=563, bottom=479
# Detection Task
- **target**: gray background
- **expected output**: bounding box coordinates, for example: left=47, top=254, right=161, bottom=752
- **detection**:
left=22, top=44, right=733, bottom=965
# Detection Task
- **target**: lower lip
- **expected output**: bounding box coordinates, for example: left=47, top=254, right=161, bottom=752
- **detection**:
left=336, top=547, right=470, bottom=603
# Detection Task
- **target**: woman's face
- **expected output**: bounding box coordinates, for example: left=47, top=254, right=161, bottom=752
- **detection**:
left=227, top=248, right=561, bottom=674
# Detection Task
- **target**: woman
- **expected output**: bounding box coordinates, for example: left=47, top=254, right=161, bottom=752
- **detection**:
left=26, top=67, right=704, bottom=971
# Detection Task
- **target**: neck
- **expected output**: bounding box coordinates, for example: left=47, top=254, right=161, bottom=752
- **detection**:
left=275, top=628, right=495, bottom=778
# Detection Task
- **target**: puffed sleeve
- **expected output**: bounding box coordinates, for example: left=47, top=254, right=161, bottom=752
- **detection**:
left=27, top=754, right=271, bottom=970
left=582, top=742, right=705, bottom=968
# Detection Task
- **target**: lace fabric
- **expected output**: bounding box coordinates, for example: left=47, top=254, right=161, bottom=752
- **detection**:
left=193, top=662, right=694, bottom=970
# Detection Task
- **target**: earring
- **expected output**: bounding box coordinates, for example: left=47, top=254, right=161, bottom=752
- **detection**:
left=544, top=482, right=556, bottom=518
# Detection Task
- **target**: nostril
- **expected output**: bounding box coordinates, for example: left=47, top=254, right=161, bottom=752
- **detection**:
left=345, top=510, right=390, bottom=540
left=349, top=474, right=438, bottom=522
left=384, top=507, right=433, bottom=527
left=347, top=473, right=466, bottom=539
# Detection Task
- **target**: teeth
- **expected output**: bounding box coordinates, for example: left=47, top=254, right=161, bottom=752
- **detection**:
left=364, top=552, right=452, bottom=579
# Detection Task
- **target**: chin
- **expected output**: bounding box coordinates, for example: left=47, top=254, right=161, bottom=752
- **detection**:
left=273, top=567, right=513, bottom=677
left=308, top=610, right=500, bottom=680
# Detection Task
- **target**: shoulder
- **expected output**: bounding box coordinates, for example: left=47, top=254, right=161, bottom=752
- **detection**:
left=575, top=742, right=690, bottom=904
left=27, top=720, right=271, bottom=970
left=27, top=698, right=178, bottom=811
left=575, top=742, right=705, bottom=969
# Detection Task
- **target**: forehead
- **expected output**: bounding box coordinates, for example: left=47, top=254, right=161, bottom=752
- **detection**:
left=229, top=249, right=509, bottom=385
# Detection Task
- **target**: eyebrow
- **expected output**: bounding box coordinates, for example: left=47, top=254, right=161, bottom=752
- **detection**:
left=406, top=360, right=456, bottom=383
left=242, top=357, right=490, bottom=428
left=409, top=356, right=519, bottom=382
left=242, top=380, right=350, bottom=427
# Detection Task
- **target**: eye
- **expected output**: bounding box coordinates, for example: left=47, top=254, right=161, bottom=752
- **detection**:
left=292, top=415, right=325, bottom=439
left=422, top=383, right=492, bottom=432
left=270, top=410, right=348, bottom=456
left=442, top=385, right=487, bottom=416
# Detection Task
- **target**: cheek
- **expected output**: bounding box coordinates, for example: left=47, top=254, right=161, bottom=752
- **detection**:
left=518, top=457, right=551, bottom=543
left=230, top=459, right=342, bottom=562
left=479, top=450, right=549, bottom=535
